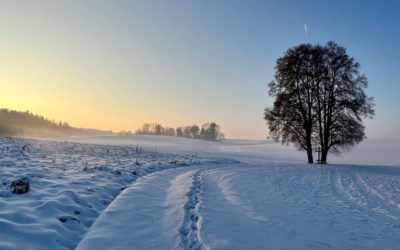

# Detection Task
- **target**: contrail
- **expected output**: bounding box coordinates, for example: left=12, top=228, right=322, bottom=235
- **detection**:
left=304, top=24, right=308, bottom=37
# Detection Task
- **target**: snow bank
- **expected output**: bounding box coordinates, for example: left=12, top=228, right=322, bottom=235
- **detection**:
left=0, top=137, right=224, bottom=249
left=76, top=167, right=200, bottom=250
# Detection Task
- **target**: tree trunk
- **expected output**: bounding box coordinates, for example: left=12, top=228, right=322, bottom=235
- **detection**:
left=320, top=149, right=328, bottom=164
left=306, top=146, right=314, bottom=164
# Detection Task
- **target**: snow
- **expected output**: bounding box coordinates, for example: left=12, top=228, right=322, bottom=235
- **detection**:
left=76, top=163, right=400, bottom=250
left=50, top=135, right=400, bottom=166
left=76, top=167, right=207, bottom=250
left=200, top=164, right=400, bottom=249
left=0, top=135, right=400, bottom=249
left=0, top=137, right=223, bottom=249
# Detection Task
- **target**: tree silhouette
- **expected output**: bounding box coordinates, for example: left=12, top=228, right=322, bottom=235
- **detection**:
left=190, top=125, right=200, bottom=138
left=0, top=109, right=111, bottom=137
left=176, top=127, right=183, bottom=137
left=264, top=42, right=374, bottom=164
left=264, top=44, right=318, bottom=163
left=136, top=122, right=224, bottom=141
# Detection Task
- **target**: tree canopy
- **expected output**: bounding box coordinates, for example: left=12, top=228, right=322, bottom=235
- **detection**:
left=264, top=41, right=374, bottom=163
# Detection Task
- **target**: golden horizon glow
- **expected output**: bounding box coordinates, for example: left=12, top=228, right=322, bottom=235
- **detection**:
left=1, top=1, right=396, bottom=140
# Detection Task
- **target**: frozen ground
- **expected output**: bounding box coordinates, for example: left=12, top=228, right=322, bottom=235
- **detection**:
left=52, top=135, right=400, bottom=166
left=0, top=135, right=400, bottom=249
left=0, top=137, right=234, bottom=249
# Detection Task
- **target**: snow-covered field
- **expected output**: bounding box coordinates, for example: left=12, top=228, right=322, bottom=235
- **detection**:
left=0, top=135, right=399, bottom=249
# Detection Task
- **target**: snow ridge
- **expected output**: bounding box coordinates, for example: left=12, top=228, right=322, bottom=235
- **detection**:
left=180, top=170, right=208, bottom=250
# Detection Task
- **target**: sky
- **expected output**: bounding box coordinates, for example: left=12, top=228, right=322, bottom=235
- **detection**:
left=0, top=0, right=399, bottom=139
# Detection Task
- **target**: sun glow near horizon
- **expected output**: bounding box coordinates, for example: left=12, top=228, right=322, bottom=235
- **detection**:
left=1, top=1, right=399, bottom=140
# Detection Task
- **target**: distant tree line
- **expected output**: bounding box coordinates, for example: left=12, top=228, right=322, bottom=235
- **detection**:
left=135, top=122, right=225, bottom=141
left=135, top=123, right=176, bottom=136
left=0, top=109, right=112, bottom=137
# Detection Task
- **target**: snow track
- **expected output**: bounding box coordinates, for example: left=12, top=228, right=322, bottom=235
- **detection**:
left=77, top=167, right=214, bottom=250
left=355, top=170, right=400, bottom=221
left=77, top=163, right=400, bottom=250
left=179, top=170, right=207, bottom=250
left=331, top=166, right=400, bottom=224
left=76, top=167, right=201, bottom=250
left=198, top=165, right=400, bottom=249
left=0, top=137, right=231, bottom=249
left=1, top=137, right=400, bottom=249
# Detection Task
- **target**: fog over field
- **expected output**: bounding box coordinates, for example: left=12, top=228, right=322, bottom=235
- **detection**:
left=51, top=135, right=400, bottom=166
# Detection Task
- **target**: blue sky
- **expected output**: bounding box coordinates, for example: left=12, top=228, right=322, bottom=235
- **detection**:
left=0, top=0, right=399, bottom=139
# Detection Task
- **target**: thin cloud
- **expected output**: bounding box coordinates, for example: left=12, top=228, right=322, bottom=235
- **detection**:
left=304, top=24, right=308, bottom=37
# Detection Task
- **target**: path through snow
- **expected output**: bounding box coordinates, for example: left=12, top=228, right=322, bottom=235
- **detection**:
left=76, top=166, right=211, bottom=250
left=1, top=136, right=400, bottom=249
left=78, top=163, right=400, bottom=249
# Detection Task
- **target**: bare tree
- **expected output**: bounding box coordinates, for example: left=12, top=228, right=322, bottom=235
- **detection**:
left=315, top=42, right=374, bottom=163
left=176, top=127, right=183, bottom=137
left=190, top=125, right=200, bottom=138
left=135, top=122, right=224, bottom=141
left=264, top=42, right=374, bottom=164
left=264, top=44, right=318, bottom=163
left=154, top=124, right=163, bottom=135
left=183, top=126, right=192, bottom=138
left=165, top=127, right=175, bottom=136
left=200, top=122, right=221, bottom=141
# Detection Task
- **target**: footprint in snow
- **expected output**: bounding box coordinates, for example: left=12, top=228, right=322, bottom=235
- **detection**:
left=58, top=216, right=80, bottom=223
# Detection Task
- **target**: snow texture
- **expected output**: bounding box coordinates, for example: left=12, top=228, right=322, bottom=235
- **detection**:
left=0, top=135, right=399, bottom=249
